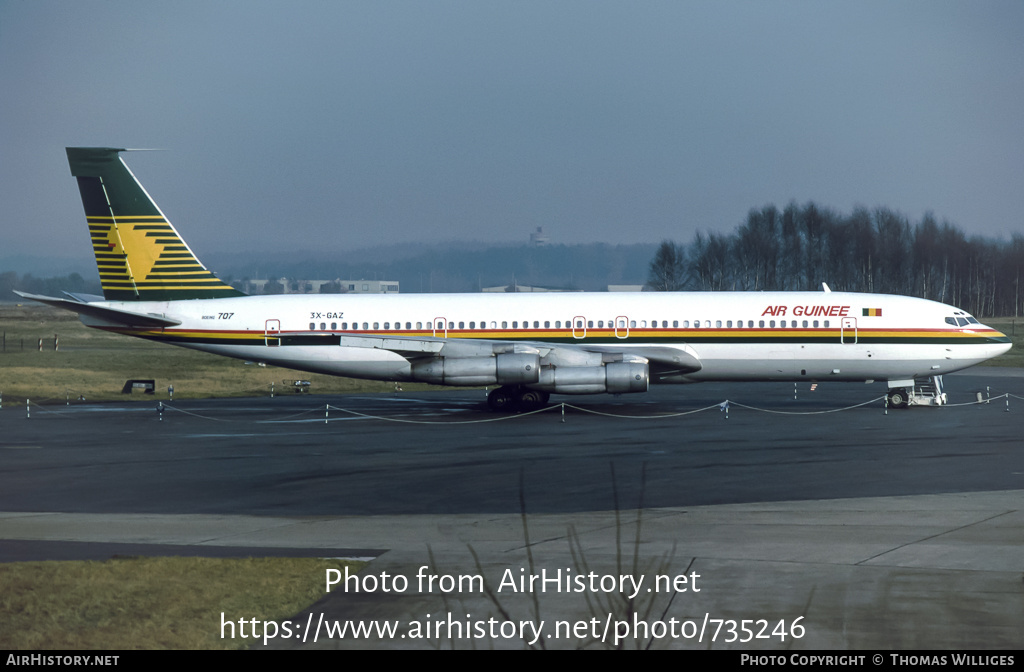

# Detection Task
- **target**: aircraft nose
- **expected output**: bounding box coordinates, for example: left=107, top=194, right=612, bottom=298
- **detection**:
left=987, top=328, right=1012, bottom=357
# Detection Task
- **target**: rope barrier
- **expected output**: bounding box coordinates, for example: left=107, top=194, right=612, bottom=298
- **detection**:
left=10, top=389, right=1016, bottom=423
left=726, top=396, right=887, bottom=415
left=940, top=392, right=1008, bottom=408
left=555, top=402, right=725, bottom=419
left=323, top=403, right=561, bottom=424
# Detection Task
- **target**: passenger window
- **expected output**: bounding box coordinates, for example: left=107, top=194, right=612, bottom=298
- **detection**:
left=629, top=320, right=636, bottom=328
left=727, top=321, right=732, bottom=328
left=759, top=320, right=764, bottom=328
left=341, top=322, right=348, bottom=330
left=588, top=321, right=594, bottom=328
left=362, top=322, right=368, bottom=330
left=309, top=322, right=315, bottom=330
left=384, top=322, right=390, bottom=330
left=694, top=321, right=700, bottom=329
left=331, top=322, right=337, bottom=330
left=823, top=320, right=829, bottom=328
left=770, top=320, right=775, bottom=328
left=716, top=320, right=722, bottom=328
left=641, top=320, right=647, bottom=328
left=373, top=322, right=379, bottom=330
left=673, top=320, right=678, bottom=328
left=595, top=320, right=601, bottom=328
left=544, top=321, right=550, bottom=328
left=555, top=321, right=561, bottom=328
left=533, top=321, right=540, bottom=328
left=813, top=320, right=818, bottom=328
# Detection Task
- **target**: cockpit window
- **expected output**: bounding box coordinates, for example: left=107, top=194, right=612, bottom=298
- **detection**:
left=945, top=317, right=957, bottom=326
left=967, top=317, right=979, bottom=324
left=956, top=318, right=969, bottom=327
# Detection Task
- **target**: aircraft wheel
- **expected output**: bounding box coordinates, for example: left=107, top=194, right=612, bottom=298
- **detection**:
left=887, top=388, right=909, bottom=409
left=517, top=389, right=548, bottom=411
left=487, top=387, right=517, bottom=412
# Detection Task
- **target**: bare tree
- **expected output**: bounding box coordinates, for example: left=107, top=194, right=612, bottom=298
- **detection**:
left=645, top=240, right=686, bottom=291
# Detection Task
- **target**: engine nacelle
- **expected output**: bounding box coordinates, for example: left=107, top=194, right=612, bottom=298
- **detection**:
left=531, top=361, right=649, bottom=394
left=411, top=353, right=540, bottom=386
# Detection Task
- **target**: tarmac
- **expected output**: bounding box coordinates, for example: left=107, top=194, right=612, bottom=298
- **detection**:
left=1, top=369, right=1022, bottom=649
left=2, top=492, right=1021, bottom=649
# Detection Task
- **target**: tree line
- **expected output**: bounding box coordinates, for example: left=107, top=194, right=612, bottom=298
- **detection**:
left=0, top=272, right=100, bottom=300
left=647, top=202, right=1024, bottom=318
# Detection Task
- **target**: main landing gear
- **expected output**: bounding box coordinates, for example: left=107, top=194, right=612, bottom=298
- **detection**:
left=487, top=385, right=551, bottom=412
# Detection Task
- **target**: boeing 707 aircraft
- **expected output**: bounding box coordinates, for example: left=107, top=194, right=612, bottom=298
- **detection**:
left=16, top=148, right=1012, bottom=411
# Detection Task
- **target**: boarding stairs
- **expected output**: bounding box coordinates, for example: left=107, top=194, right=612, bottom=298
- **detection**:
left=909, top=375, right=946, bottom=406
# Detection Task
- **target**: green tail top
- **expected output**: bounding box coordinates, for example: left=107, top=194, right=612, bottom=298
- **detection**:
left=67, top=147, right=244, bottom=301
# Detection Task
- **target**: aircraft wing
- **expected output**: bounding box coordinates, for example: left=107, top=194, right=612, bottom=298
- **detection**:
left=13, top=291, right=182, bottom=328
left=335, top=332, right=702, bottom=375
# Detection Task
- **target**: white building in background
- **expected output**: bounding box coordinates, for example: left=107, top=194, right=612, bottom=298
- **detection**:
left=240, top=278, right=399, bottom=294
left=481, top=283, right=573, bottom=293
left=529, top=226, right=550, bottom=246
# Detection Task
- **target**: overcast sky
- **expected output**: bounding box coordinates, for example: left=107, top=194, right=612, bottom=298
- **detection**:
left=2, top=1, right=1023, bottom=267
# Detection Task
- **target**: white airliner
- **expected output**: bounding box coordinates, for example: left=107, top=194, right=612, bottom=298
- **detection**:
left=17, top=147, right=1012, bottom=411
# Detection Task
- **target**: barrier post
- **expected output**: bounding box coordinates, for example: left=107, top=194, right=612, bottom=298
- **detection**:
left=325, top=403, right=329, bottom=424
left=26, top=399, right=30, bottom=419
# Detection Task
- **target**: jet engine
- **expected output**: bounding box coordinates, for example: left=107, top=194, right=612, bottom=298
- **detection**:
left=411, top=352, right=540, bottom=386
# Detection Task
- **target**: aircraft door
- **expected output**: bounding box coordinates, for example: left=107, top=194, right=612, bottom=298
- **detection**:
left=265, top=319, right=281, bottom=347
left=841, top=317, right=857, bottom=344
left=572, top=315, right=586, bottom=339
left=433, top=317, right=448, bottom=338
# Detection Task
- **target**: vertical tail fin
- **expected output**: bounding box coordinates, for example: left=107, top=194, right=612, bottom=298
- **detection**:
left=66, top=147, right=244, bottom=301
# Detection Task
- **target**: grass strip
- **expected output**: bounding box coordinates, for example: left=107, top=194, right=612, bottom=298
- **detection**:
left=0, top=556, right=363, bottom=650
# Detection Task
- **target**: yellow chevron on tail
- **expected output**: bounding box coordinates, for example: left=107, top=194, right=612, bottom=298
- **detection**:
left=68, top=147, right=243, bottom=301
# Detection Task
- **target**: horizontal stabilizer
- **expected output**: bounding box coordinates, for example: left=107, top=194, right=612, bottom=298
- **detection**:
left=13, top=291, right=182, bottom=328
